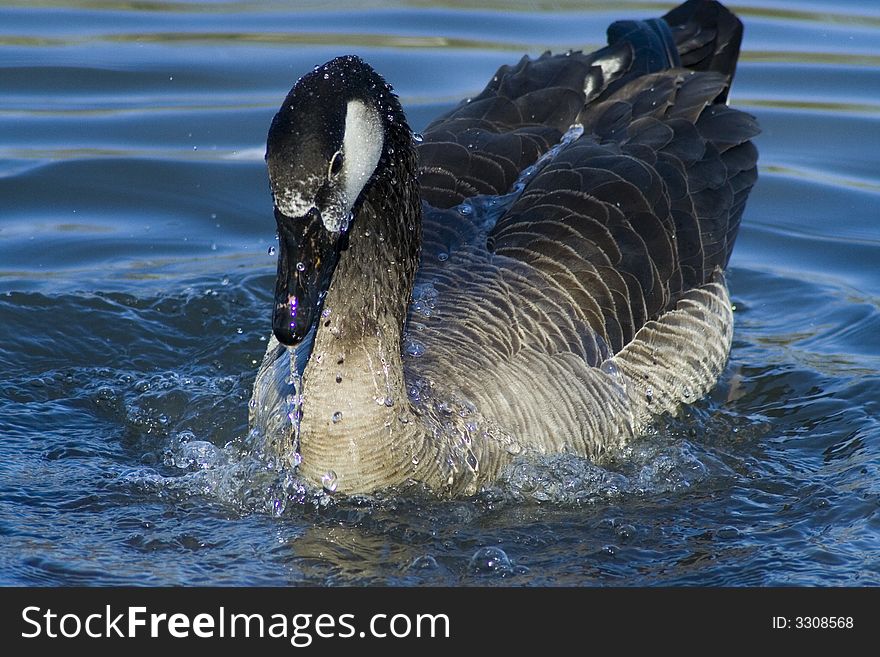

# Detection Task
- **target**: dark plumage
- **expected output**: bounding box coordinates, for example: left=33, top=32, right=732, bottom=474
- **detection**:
left=250, top=0, right=759, bottom=496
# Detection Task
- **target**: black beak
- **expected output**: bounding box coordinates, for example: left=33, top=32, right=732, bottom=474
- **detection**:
left=272, top=207, right=342, bottom=346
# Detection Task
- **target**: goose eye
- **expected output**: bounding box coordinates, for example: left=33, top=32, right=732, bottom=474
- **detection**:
left=328, top=150, right=344, bottom=178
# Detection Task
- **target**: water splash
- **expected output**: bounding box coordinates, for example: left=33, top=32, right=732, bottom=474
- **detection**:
left=287, top=345, right=304, bottom=469
left=510, top=122, right=583, bottom=193
left=321, top=470, right=338, bottom=493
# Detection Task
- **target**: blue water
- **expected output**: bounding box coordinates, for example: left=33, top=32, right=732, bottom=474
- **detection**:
left=1, top=0, right=879, bottom=586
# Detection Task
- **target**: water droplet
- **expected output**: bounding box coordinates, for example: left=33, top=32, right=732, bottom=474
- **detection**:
left=332, top=411, right=342, bottom=423
left=296, top=261, right=305, bottom=272
left=335, top=374, right=342, bottom=383
left=683, top=385, right=693, bottom=398
left=645, top=387, right=654, bottom=403
left=405, top=340, right=425, bottom=357
left=505, top=441, right=523, bottom=455
left=321, top=308, right=331, bottom=318
left=321, top=470, right=338, bottom=493
left=465, top=449, right=478, bottom=471
left=411, top=454, right=420, bottom=465
left=267, top=246, right=276, bottom=256
left=384, top=397, right=394, bottom=407
left=412, top=132, right=424, bottom=143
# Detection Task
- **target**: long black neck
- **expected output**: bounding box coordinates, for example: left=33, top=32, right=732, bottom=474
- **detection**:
left=295, top=112, right=424, bottom=493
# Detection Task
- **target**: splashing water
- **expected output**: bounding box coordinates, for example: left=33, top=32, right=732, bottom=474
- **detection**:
left=511, top=122, right=583, bottom=193
left=287, top=345, right=304, bottom=469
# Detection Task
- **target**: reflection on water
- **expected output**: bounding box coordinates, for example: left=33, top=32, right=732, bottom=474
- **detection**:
left=0, top=0, right=879, bottom=586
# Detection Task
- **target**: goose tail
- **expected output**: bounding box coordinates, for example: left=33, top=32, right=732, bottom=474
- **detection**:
left=662, top=0, right=744, bottom=102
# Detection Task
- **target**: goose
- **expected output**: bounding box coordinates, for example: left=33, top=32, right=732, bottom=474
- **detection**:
left=249, top=0, right=759, bottom=496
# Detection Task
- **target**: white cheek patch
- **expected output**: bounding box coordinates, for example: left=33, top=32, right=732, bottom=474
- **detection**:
left=330, top=98, right=384, bottom=230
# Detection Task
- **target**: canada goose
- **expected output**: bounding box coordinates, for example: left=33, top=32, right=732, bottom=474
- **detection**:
left=249, top=0, right=759, bottom=496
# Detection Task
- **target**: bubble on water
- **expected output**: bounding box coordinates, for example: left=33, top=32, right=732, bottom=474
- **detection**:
left=407, top=555, right=438, bottom=571
left=296, top=262, right=306, bottom=272
left=616, top=524, right=636, bottom=541
left=468, top=546, right=514, bottom=576
left=174, top=440, right=223, bottom=471
left=412, top=132, right=424, bottom=143
left=458, top=203, right=473, bottom=216
left=321, top=470, right=338, bottom=493
left=715, top=526, right=741, bottom=539
left=437, top=252, right=449, bottom=262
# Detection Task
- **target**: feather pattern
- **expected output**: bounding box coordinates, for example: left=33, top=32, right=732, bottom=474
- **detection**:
left=251, top=0, right=759, bottom=495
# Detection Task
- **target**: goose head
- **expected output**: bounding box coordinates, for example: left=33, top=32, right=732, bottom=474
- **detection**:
left=266, top=55, right=417, bottom=347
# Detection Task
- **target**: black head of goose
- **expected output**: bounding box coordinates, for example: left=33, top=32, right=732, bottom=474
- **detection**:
left=249, top=0, right=760, bottom=496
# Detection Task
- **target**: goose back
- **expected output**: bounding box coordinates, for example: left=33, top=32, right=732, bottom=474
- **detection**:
left=401, top=0, right=758, bottom=480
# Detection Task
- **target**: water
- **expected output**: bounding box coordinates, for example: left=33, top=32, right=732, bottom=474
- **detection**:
left=1, top=0, right=879, bottom=586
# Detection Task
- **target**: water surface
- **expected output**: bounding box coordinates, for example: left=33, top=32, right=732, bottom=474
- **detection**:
left=1, top=0, right=879, bottom=586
